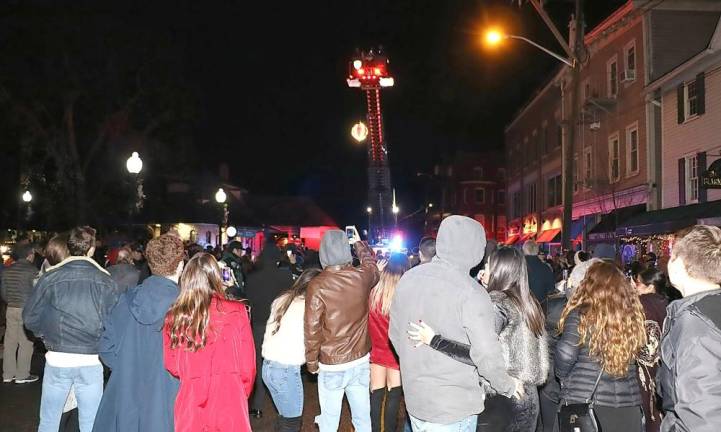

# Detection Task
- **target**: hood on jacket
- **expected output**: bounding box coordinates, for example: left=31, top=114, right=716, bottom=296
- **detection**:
left=319, top=230, right=353, bottom=269
left=129, top=275, right=180, bottom=325
left=435, top=215, right=487, bottom=272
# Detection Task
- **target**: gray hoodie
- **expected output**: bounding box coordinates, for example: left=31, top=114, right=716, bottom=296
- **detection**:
left=389, top=215, right=515, bottom=424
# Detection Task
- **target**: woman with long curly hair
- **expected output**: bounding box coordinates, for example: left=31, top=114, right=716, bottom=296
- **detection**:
left=556, top=260, right=647, bottom=431
left=163, top=253, right=255, bottom=432
left=368, top=252, right=410, bottom=432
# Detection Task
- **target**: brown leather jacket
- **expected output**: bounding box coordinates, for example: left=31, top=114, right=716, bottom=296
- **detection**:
left=304, top=242, right=379, bottom=372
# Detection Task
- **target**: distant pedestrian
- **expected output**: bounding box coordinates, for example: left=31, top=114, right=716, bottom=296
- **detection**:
left=522, top=240, right=555, bottom=302
left=658, top=225, right=721, bottom=432
left=164, top=253, right=255, bottom=432
left=92, top=234, right=185, bottom=432
left=106, top=247, right=140, bottom=294
left=1, top=243, right=39, bottom=384
left=305, top=232, right=379, bottom=432
left=222, top=240, right=247, bottom=297
left=369, top=253, right=409, bottom=432
left=23, top=226, right=120, bottom=432
left=261, top=268, right=322, bottom=431
left=246, top=241, right=295, bottom=419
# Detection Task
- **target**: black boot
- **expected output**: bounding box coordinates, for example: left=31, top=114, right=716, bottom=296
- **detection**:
left=370, top=388, right=386, bottom=432
left=384, top=386, right=403, bottom=432
left=277, top=416, right=302, bottom=432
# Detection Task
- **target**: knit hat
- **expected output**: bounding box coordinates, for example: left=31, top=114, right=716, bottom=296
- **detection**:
left=319, top=230, right=353, bottom=269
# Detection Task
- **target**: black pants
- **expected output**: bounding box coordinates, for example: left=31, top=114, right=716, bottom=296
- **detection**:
left=538, top=391, right=558, bottom=432
left=594, top=405, right=643, bottom=432
left=250, top=323, right=266, bottom=411
left=477, top=385, right=539, bottom=432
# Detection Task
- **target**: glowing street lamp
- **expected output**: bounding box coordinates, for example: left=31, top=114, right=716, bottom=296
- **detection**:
left=483, top=27, right=574, bottom=67
left=22, top=190, right=32, bottom=203
left=215, top=188, right=227, bottom=204
left=126, top=152, right=143, bottom=174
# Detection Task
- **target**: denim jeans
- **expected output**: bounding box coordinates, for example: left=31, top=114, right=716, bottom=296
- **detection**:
left=38, top=364, right=103, bottom=432
left=262, top=360, right=304, bottom=418
left=316, top=359, right=371, bottom=432
left=409, top=414, right=478, bottom=432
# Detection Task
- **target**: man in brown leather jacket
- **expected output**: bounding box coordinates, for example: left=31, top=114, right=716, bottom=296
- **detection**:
left=305, top=230, right=380, bottom=432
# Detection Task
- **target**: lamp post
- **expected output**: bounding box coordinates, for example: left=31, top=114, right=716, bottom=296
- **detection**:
left=391, top=189, right=400, bottom=229
left=215, top=188, right=228, bottom=248
left=366, top=206, right=373, bottom=242
left=126, top=152, right=144, bottom=223
left=482, top=0, right=583, bottom=250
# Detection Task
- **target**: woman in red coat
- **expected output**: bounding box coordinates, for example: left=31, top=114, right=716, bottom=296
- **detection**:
left=163, top=253, right=256, bottom=432
left=368, top=252, right=410, bottom=432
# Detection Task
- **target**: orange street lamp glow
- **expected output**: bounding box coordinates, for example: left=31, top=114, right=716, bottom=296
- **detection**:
left=485, top=29, right=505, bottom=46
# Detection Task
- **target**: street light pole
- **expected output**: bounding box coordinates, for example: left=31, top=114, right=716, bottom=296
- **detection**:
left=366, top=206, right=373, bottom=242
left=215, top=188, right=228, bottom=249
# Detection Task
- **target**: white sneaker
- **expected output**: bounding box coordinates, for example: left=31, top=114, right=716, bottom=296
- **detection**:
left=14, top=375, right=39, bottom=384
left=2, top=378, right=13, bottom=384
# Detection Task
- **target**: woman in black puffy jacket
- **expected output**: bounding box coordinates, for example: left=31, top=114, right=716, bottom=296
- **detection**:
left=556, top=260, right=647, bottom=431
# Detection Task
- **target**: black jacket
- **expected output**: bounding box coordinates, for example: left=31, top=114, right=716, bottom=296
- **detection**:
left=658, top=289, right=721, bottom=432
left=555, top=310, right=641, bottom=408
left=525, top=256, right=555, bottom=302
left=0, top=260, right=38, bottom=308
left=245, top=246, right=293, bottom=326
left=23, top=257, right=120, bottom=354
left=540, top=292, right=567, bottom=402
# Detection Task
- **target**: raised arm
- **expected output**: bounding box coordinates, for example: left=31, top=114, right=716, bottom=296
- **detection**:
left=354, top=242, right=379, bottom=290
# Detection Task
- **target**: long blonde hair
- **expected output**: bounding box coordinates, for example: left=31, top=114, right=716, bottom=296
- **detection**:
left=559, top=261, right=647, bottom=377
left=165, top=253, right=225, bottom=351
left=370, top=253, right=409, bottom=316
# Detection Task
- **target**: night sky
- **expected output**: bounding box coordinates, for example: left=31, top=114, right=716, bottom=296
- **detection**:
left=1, top=0, right=627, bottom=229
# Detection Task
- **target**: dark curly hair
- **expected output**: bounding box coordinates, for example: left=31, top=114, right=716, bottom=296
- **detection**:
left=146, top=234, right=185, bottom=276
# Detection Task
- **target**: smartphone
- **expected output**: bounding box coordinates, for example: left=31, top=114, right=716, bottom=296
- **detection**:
left=222, top=267, right=231, bottom=282
left=287, top=250, right=293, bottom=257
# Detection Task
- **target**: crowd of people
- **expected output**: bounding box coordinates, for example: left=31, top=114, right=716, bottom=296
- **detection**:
left=1, top=217, right=720, bottom=432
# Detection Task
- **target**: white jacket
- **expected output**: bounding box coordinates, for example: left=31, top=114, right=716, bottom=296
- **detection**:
left=262, top=296, right=306, bottom=365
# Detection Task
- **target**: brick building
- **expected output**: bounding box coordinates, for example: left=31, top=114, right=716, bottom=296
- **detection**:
left=424, top=151, right=506, bottom=242
left=504, top=0, right=721, bottom=252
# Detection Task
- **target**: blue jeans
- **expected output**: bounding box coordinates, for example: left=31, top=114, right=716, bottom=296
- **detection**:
left=316, top=359, right=371, bottom=432
left=409, top=414, right=478, bottom=432
left=262, top=360, right=304, bottom=418
left=38, top=364, right=104, bottom=432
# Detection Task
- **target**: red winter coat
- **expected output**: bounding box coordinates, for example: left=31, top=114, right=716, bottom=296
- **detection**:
left=164, top=296, right=256, bottom=432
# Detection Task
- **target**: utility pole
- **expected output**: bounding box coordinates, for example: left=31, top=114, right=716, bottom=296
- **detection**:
left=527, top=0, right=584, bottom=250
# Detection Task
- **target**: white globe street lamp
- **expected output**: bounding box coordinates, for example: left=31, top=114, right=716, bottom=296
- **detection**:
left=351, top=122, right=369, bottom=143
left=215, top=188, right=227, bottom=204
left=22, top=190, right=33, bottom=203
left=126, top=152, right=143, bottom=174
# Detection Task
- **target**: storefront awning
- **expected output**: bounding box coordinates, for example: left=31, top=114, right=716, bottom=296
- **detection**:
left=588, top=205, right=646, bottom=242
left=617, top=199, right=721, bottom=237
left=536, top=228, right=561, bottom=244
left=519, top=232, right=536, bottom=243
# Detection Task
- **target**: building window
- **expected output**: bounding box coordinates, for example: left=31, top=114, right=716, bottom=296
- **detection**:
left=686, top=80, right=699, bottom=119
left=584, top=147, right=592, bottom=186
left=512, top=191, right=522, bottom=219
left=626, top=124, right=639, bottom=175
left=475, top=188, right=486, bottom=204
left=687, top=155, right=699, bottom=202
left=547, top=175, right=562, bottom=207
left=609, top=134, right=621, bottom=183
left=573, top=157, right=580, bottom=192
left=526, top=182, right=537, bottom=214
left=497, top=190, right=506, bottom=205
left=556, top=124, right=563, bottom=149
left=607, top=56, right=618, bottom=97
left=624, top=41, right=636, bottom=81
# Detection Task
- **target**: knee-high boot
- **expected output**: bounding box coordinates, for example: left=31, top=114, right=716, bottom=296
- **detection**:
left=371, top=388, right=386, bottom=432
left=277, top=416, right=302, bottom=432
left=384, top=386, right=403, bottom=432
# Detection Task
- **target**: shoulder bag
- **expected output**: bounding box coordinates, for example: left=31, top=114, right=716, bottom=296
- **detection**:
left=558, top=369, right=604, bottom=432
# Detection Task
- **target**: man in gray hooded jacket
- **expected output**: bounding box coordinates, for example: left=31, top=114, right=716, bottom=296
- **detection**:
left=389, top=215, right=523, bottom=431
